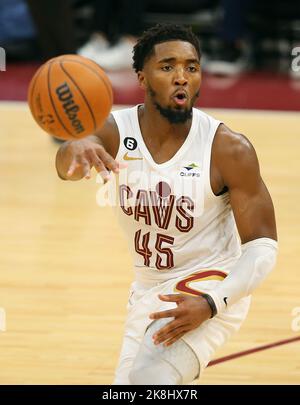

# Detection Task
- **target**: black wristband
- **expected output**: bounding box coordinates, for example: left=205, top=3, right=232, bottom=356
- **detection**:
left=201, top=293, right=218, bottom=318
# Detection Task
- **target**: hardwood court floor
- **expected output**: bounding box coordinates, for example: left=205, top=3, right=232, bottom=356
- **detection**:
left=0, top=103, right=299, bottom=384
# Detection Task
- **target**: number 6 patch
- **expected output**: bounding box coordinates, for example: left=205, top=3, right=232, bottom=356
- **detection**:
left=124, top=137, right=137, bottom=151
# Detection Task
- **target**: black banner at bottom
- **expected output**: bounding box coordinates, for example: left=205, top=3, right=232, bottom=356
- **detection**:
left=0, top=385, right=297, bottom=401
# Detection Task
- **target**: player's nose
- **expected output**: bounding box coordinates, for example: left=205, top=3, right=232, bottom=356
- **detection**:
left=173, top=69, right=188, bottom=86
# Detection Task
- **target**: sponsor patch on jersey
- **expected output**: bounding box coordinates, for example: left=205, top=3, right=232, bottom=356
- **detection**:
left=180, top=162, right=201, bottom=177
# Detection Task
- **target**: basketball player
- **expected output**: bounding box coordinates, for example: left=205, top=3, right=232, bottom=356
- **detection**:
left=55, top=24, right=278, bottom=385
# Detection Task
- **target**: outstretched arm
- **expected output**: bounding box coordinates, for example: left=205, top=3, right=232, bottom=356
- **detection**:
left=55, top=114, right=124, bottom=181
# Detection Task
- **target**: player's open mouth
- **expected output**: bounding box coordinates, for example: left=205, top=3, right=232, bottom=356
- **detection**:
left=173, top=91, right=188, bottom=106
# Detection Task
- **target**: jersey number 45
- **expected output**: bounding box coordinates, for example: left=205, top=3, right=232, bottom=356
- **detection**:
left=135, top=230, right=174, bottom=270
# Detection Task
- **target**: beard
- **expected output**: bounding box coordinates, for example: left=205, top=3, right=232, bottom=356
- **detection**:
left=149, top=87, right=199, bottom=124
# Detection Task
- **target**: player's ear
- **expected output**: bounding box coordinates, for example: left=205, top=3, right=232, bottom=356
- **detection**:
left=137, top=71, right=147, bottom=90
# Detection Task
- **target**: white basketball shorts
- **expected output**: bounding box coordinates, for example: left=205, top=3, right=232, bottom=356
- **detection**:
left=113, top=268, right=251, bottom=384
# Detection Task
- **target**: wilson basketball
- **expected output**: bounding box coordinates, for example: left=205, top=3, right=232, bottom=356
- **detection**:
left=27, top=54, right=113, bottom=140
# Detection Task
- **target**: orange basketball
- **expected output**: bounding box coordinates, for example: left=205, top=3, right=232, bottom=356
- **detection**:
left=27, top=54, right=113, bottom=140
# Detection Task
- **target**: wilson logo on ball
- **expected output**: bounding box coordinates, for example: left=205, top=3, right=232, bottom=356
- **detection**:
left=56, top=82, right=85, bottom=134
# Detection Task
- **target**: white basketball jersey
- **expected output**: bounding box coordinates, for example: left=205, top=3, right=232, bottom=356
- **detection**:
left=109, top=105, right=241, bottom=283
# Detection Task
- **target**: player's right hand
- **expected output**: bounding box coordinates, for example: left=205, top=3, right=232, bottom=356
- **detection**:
left=56, top=139, right=126, bottom=181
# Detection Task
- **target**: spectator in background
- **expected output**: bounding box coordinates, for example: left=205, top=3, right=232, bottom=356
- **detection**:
left=205, top=0, right=254, bottom=76
left=0, top=0, right=36, bottom=45
left=26, top=0, right=76, bottom=60
left=78, top=0, right=148, bottom=71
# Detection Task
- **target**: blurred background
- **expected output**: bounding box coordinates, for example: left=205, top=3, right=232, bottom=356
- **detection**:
left=1, top=0, right=300, bottom=109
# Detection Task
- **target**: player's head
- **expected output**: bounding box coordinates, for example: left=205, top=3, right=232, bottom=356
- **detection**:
left=133, top=24, right=201, bottom=73
left=133, top=24, right=202, bottom=124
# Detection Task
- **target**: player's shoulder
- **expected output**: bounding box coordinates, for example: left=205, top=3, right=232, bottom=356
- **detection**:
left=212, top=123, right=260, bottom=186
left=95, top=113, right=119, bottom=158
left=96, top=105, right=138, bottom=158
left=214, top=123, right=256, bottom=163
left=99, top=112, right=118, bottom=132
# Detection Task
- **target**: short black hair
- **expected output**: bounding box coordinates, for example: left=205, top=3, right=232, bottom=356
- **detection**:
left=132, top=24, right=201, bottom=73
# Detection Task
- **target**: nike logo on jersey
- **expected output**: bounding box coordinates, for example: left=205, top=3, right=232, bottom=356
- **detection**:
left=223, top=297, right=228, bottom=306
left=123, top=152, right=143, bottom=161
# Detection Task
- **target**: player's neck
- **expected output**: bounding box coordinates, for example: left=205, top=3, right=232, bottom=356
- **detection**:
left=138, top=103, right=192, bottom=144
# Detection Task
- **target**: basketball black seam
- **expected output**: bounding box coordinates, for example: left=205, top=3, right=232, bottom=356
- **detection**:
left=60, top=61, right=97, bottom=132
left=58, top=58, right=113, bottom=105
left=29, top=64, right=44, bottom=116
left=65, top=59, right=113, bottom=105
left=81, top=59, right=113, bottom=105
left=47, top=61, right=73, bottom=136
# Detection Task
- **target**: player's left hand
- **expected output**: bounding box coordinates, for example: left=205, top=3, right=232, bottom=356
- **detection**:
left=149, top=294, right=212, bottom=347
